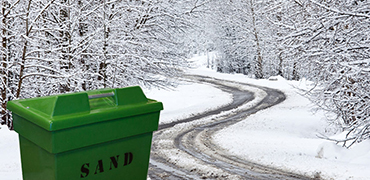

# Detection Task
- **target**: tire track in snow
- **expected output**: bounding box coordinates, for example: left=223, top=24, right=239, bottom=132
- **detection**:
left=148, top=75, right=311, bottom=180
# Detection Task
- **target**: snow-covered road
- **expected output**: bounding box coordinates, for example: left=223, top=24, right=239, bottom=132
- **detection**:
left=148, top=75, right=309, bottom=179
left=145, top=57, right=370, bottom=180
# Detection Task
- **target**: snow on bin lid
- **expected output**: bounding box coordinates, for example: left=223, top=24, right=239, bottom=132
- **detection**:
left=7, top=86, right=163, bottom=131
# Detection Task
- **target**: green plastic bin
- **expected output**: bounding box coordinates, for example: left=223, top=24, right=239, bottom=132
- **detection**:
left=7, top=86, right=163, bottom=180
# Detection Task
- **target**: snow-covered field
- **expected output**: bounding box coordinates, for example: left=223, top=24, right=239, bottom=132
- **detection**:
left=144, top=83, right=233, bottom=125
left=1, top=54, right=370, bottom=179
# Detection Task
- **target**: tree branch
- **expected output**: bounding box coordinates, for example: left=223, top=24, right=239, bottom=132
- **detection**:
left=309, top=0, right=370, bottom=18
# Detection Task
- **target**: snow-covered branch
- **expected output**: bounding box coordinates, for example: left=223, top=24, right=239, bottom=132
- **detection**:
left=309, top=0, right=370, bottom=19
left=21, top=73, right=67, bottom=80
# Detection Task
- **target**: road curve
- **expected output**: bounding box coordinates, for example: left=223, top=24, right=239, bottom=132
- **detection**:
left=148, top=75, right=312, bottom=180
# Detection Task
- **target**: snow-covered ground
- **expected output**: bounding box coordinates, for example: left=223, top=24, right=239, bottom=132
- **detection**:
left=209, top=74, right=370, bottom=180
left=188, top=54, right=370, bottom=180
left=1, top=54, right=370, bottom=179
left=143, top=83, right=232, bottom=125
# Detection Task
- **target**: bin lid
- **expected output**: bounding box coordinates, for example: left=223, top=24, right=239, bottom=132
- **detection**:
left=7, top=86, right=163, bottom=131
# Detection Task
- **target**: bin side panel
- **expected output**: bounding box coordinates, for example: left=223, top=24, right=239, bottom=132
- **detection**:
left=13, top=114, right=53, bottom=152
left=56, top=132, right=153, bottom=180
left=19, top=135, right=56, bottom=180
left=53, top=112, right=160, bottom=153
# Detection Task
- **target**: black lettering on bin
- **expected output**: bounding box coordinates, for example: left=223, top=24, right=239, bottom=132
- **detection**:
left=94, top=160, right=104, bottom=174
left=109, top=155, right=119, bottom=170
left=124, top=152, right=133, bottom=166
left=80, top=152, right=133, bottom=178
left=80, top=163, right=90, bottom=178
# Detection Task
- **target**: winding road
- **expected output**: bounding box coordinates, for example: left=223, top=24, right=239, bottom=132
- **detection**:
left=148, top=75, right=312, bottom=180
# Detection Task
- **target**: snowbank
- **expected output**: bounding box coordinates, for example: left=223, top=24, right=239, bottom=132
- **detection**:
left=0, top=125, right=22, bottom=180
left=144, top=83, right=232, bottom=124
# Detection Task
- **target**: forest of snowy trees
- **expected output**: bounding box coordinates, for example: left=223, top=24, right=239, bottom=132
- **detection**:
left=1, top=0, right=369, bottom=146
left=0, top=0, right=203, bottom=128
left=204, top=0, right=370, bottom=147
